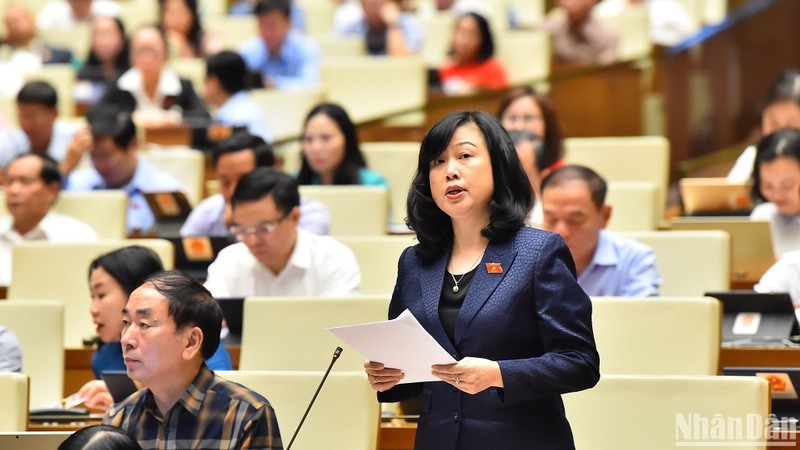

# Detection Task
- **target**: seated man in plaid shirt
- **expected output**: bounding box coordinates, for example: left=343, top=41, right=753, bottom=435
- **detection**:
left=104, top=270, right=282, bottom=449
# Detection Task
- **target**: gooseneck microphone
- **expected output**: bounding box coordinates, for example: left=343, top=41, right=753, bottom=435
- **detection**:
left=286, top=347, right=343, bottom=450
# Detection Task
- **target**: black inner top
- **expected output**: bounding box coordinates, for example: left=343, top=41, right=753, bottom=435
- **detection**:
left=439, top=266, right=479, bottom=344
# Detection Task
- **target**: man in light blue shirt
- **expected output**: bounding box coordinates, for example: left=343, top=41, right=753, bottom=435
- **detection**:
left=332, top=0, right=424, bottom=56
left=541, top=165, right=661, bottom=297
left=0, top=325, right=22, bottom=372
left=205, top=51, right=273, bottom=143
left=0, top=81, right=91, bottom=175
left=181, top=131, right=330, bottom=236
left=238, top=0, right=320, bottom=89
left=67, top=106, right=184, bottom=233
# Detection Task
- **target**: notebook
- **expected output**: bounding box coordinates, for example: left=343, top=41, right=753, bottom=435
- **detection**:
left=723, top=367, right=800, bottom=422
left=0, top=432, right=72, bottom=450
left=679, top=177, right=752, bottom=215
left=165, top=236, right=236, bottom=281
left=217, top=297, right=244, bottom=345
left=705, top=291, right=798, bottom=346
left=101, top=371, right=139, bottom=403
left=670, top=218, right=775, bottom=282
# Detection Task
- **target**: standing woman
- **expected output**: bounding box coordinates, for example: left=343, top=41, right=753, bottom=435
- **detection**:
left=75, top=246, right=232, bottom=410
left=437, top=12, right=509, bottom=95
left=297, top=103, right=388, bottom=187
left=497, top=86, right=565, bottom=171
left=364, top=111, right=599, bottom=448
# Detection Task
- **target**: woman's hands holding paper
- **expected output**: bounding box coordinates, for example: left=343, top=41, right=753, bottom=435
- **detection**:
left=432, top=357, right=504, bottom=394
left=364, top=361, right=405, bottom=392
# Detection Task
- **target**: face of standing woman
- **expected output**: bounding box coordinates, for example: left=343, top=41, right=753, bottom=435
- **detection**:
left=428, top=123, right=494, bottom=223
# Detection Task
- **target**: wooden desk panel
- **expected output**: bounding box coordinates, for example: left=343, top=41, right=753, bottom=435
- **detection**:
left=720, top=347, right=800, bottom=370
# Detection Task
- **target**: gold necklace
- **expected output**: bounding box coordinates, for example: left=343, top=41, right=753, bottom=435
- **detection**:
left=450, top=248, right=486, bottom=293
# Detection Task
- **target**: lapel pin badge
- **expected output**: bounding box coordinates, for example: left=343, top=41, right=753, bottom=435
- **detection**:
left=485, top=263, right=503, bottom=274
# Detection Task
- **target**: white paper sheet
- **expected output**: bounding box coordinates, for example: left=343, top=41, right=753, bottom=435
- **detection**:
left=328, top=309, right=457, bottom=383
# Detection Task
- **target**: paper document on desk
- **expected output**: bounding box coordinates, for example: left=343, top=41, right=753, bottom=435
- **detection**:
left=328, top=309, right=457, bottom=384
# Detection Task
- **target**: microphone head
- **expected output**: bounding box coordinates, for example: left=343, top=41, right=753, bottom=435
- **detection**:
left=333, top=347, right=343, bottom=359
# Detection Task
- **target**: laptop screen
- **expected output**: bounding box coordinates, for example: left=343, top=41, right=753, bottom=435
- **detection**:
left=101, top=371, right=139, bottom=404
left=217, top=297, right=244, bottom=344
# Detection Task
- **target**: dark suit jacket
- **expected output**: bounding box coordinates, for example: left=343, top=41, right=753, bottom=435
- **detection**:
left=97, top=77, right=210, bottom=123
left=378, top=227, right=600, bottom=450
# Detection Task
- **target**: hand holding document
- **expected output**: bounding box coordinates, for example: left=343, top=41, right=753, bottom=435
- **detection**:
left=328, top=309, right=457, bottom=384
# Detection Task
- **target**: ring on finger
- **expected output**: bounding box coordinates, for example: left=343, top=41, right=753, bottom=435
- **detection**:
left=455, top=373, right=460, bottom=384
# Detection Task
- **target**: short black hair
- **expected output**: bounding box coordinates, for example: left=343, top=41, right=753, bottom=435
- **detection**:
left=508, top=129, right=546, bottom=171
left=212, top=131, right=275, bottom=167
left=17, top=81, right=58, bottom=109
left=8, top=152, right=62, bottom=188
left=751, top=129, right=800, bottom=203
left=89, top=246, right=165, bottom=297
left=763, top=69, right=800, bottom=112
left=58, top=424, right=142, bottom=450
left=87, top=105, right=137, bottom=150
left=407, top=110, right=532, bottom=262
left=143, top=270, right=222, bottom=361
left=254, top=0, right=291, bottom=17
left=452, top=12, right=494, bottom=61
left=297, top=103, right=366, bottom=185
left=206, top=51, right=247, bottom=95
left=231, top=167, right=300, bottom=215
left=541, top=165, right=608, bottom=210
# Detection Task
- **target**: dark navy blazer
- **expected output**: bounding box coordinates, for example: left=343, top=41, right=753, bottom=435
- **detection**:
left=378, top=227, right=600, bottom=450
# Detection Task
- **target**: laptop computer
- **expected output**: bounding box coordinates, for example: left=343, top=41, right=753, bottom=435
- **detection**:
left=0, top=432, right=72, bottom=450
left=705, top=291, right=798, bottom=346
left=143, top=191, right=193, bottom=236
left=101, top=371, right=139, bottom=404
left=164, top=236, right=236, bottom=281
left=671, top=218, right=775, bottom=282
left=679, top=177, right=752, bottom=215
left=217, top=297, right=244, bottom=345
left=723, top=367, right=800, bottom=421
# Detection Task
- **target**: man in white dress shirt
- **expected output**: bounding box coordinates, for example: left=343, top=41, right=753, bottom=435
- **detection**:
left=0, top=153, right=98, bottom=285
left=204, top=167, right=360, bottom=297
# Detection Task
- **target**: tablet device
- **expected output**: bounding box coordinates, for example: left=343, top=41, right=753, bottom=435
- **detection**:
left=217, top=297, right=244, bottom=345
left=143, top=191, right=193, bottom=221
left=101, top=371, right=139, bottom=404
left=705, top=291, right=797, bottom=344
left=164, top=236, right=236, bottom=281
left=679, top=177, right=752, bottom=215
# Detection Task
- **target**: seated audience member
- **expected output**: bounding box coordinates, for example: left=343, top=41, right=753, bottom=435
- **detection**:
left=37, top=0, right=120, bottom=31
left=159, top=0, right=222, bottom=59
left=333, top=0, right=423, bottom=56
left=67, top=106, right=184, bottom=233
left=0, top=325, right=23, bottom=372
left=437, top=11, right=508, bottom=95
left=755, top=249, right=800, bottom=308
left=509, top=130, right=547, bottom=227
left=229, top=0, right=307, bottom=32
left=594, top=0, right=694, bottom=46
left=1, top=154, right=99, bottom=285
left=729, top=69, right=800, bottom=183
left=239, top=0, right=320, bottom=89
left=104, top=270, right=282, bottom=449
left=540, top=0, right=619, bottom=64
left=540, top=165, right=661, bottom=296
left=497, top=87, right=565, bottom=172
left=205, top=168, right=360, bottom=297
left=0, top=81, right=91, bottom=175
left=1, top=3, right=73, bottom=64
left=75, top=246, right=232, bottom=410
left=75, top=16, right=130, bottom=104
left=750, top=129, right=800, bottom=257
left=181, top=131, right=330, bottom=236
left=204, top=51, right=273, bottom=143
left=298, top=103, right=388, bottom=187
left=96, top=26, right=210, bottom=126
left=58, top=424, right=142, bottom=450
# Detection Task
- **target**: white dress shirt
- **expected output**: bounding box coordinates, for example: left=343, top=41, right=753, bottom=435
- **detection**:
left=755, top=249, right=800, bottom=308
left=750, top=202, right=800, bottom=257
left=0, top=211, right=98, bottom=285
left=204, top=228, right=360, bottom=297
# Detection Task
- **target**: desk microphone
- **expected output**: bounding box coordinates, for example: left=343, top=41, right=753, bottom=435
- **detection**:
left=286, top=346, right=343, bottom=450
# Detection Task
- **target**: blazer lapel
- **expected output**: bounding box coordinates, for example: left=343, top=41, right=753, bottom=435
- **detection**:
left=454, top=238, right=517, bottom=345
left=419, top=250, right=458, bottom=355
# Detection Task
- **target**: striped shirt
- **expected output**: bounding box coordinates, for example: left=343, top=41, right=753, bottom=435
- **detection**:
left=104, top=364, right=282, bottom=449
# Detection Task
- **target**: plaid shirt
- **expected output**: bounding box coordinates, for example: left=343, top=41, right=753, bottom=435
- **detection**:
left=104, top=364, right=282, bottom=449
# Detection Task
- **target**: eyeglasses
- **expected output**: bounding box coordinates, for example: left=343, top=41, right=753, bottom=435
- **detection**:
left=229, top=215, right=287, bottom=240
